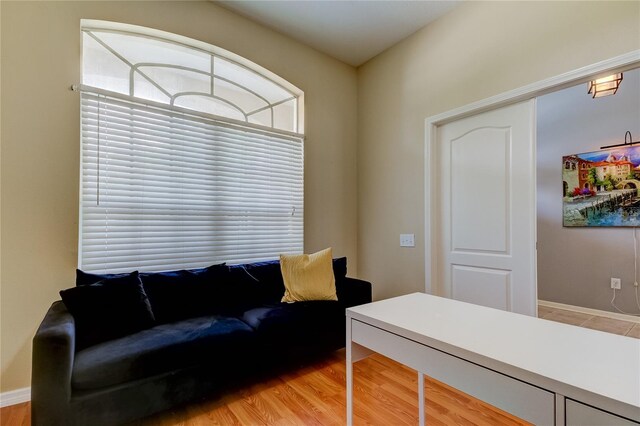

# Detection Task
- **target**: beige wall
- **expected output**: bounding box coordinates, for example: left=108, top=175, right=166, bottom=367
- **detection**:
left=0, top=1, right=357, bottom=392
left=357, top=1, right=640, bottom=301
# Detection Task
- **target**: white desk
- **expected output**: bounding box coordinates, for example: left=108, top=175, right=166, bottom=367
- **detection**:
left=346, top=293, right=640, bottom=425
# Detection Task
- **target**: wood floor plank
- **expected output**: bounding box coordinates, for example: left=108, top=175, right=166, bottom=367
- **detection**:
left=263, top=384, right=327, bottom=426
left=200, top=403, right=243, bottom=426
left=225, top=383, right=283, bottom=425
left=1, top=351, right=533, bottom=426
left=279, top=376, right=343, bottom=423
left=0, top=402, right=29, bottom=426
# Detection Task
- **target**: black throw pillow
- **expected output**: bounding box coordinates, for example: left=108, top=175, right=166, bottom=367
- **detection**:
left=140, top=263, right=229, bottom=323
left=60, top=271, right=155, bottom=349
left=239, top=260, right=285, bottom=304
left=225, top=264, right=271, bottom=312
left=76, top=269, right=132, bottom=286
left=332, top=257, right=347, bottom=280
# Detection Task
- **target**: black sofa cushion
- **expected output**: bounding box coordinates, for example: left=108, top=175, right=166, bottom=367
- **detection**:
left=140, top=263, right=229, bottom=323
left=59, top=272, right=155, bottom=350
left=227, top=257, right=350, bottom=310
left=72, top=315, right=254, bottom=390
left=77, top=264, right=232, bottom=324
left=230, top=260, right=285, bottom=306
left=76, top=269, right=133, bottom=286
left=240, top=301, right=345, bottom=349
left=333, top=257, right=347, bottom=280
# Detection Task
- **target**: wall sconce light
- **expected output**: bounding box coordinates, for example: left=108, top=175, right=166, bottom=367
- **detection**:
left=587, top=73, right=623, bottom=98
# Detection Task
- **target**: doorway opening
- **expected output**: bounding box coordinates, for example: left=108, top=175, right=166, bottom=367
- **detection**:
left=425, top=50, right=640, bottom=319
left=536, top=66, right=640, bottom=323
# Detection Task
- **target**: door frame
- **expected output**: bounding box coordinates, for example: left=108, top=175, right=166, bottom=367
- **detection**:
left=424, top=50, right=640, bottom=296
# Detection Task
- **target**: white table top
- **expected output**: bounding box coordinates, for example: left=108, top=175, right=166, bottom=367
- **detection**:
left=347, top=292, right=640, bottom=415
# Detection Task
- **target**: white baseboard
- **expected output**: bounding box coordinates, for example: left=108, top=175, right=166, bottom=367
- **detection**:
left=0, top=387, right=30, bottom=408
left=538, top=300, right=640, bottom=324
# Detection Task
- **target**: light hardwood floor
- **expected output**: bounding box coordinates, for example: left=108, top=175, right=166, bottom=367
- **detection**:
left=1, top=350, right=529, bottom=426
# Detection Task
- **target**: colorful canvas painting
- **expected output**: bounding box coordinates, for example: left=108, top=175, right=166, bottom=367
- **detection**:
left=562, top=145, right=640, bottom=227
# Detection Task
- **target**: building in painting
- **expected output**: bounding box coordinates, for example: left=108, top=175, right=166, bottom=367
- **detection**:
left=576, top=157, right=595, bottom=190
left=593, top=152, right=634, bottom=182
left=562, top=156, right=579, bottom=196
left=563, top=155, right=595, bottom=195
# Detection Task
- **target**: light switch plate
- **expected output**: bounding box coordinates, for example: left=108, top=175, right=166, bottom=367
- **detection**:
left=400, top=234, right=415, bottom=247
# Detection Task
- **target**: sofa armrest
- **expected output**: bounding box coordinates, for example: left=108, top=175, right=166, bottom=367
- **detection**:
left=336, top=277, right=372, bottom=308
left=32, top=301, right=75, bottom=425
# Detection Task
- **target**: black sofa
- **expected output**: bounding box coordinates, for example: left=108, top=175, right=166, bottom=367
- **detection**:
left=32, top=258, right=371, bottom=426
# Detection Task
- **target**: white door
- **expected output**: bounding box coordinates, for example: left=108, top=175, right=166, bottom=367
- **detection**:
left=436, top=100, right=536, bottom=316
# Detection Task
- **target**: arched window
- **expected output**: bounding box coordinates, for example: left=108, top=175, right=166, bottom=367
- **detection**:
left=81, top=22, right=302, bottom=132
left=78, top=21, right=304, bottom=273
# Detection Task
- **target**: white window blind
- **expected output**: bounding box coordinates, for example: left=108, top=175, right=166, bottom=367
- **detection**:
left=80, top=91, right=304, bottom=273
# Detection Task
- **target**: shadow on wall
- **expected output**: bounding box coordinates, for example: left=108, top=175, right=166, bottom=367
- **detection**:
left=1, top=337, right=34, bottom=393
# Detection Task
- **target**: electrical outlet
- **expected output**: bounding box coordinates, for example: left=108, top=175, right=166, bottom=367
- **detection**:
left=400, top=234, right=415, bottom=247
left=610, top=278, right=621, bottom=290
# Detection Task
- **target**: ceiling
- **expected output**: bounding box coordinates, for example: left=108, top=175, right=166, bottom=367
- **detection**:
left=216, top=1, right=460, bottom=67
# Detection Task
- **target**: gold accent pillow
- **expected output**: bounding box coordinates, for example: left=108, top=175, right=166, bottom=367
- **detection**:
left=280, top=248, right=337, bottom=303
